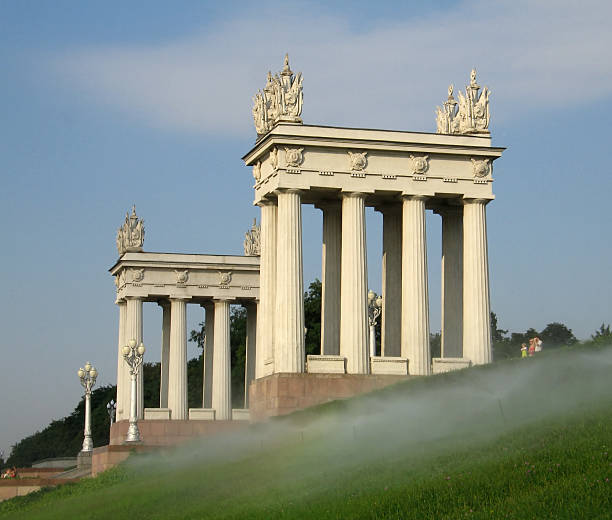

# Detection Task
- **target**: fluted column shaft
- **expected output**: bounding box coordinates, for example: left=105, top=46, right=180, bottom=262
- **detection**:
left=125, top=297, right=144, bottom=418
left=159, top=302, right=171, bottom=408
left=244, top=301, right=258, bottom=407
left=380, top=205, right=402, bottom=357
left=256, top=201, right=277, bottom=377
left=462, top=199, right=492, bottom=365
left=202, top=303, right=214, bottom=408
left=115, top=300, right=128, bottom=421
left=320, top=202, right=342, bottom=355
left=275, top=189, right=305, bottom=373
left=212, top=299, right=232, bottom=420
left=168, top=298, right=188, bottom=420
left=440, top=207, right=463, bottom=358
left=340, top=192, right=369, bottom=374
left=401, top=196, right=431, bottom=375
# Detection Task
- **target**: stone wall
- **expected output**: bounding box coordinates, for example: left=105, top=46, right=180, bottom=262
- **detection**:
left=249, top=373, right=410, bottom=421
left=109, top=419, right=248, bottom=446
left=0, top=477, right=79, bottom=502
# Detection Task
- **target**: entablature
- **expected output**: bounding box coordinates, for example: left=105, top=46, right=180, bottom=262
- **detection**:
left=110, top=252, right=259, bottom=303
left=244, top=124, right=504, bottom=205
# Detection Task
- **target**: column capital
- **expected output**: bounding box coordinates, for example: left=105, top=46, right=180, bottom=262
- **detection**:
left=124, top=295, right=143, bottom=301
left=401, top=194, right=428, bottom=202
left=257, top=198, right=278, bottom=208
left=462, top=198, right=491, bottom=206
left=213, top=296, right=235, bottom=303
left=341, top=191, right=367, bottom=199
left=275, top=188, right=303, bottom=197
left=168, top=296, right=191, bottom=302
left=115, top=298, right=126, bottom=305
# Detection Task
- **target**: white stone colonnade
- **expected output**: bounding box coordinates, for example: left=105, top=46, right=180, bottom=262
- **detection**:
left=245, top=124, right=503, bottom=378
left=111, top=253, right=259, bottom=421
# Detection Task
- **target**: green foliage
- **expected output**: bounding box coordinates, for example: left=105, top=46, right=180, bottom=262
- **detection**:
left=430, top=332, right=441, bottom=358
left=6, top=385, right=116, bottom=468
left=591, top=323, right=612, bottom=344
left=230, top=306, right=247, bottom=408
left=189, top=322, right=205, bottom=350
left=304, top=279, right=322, bottom=356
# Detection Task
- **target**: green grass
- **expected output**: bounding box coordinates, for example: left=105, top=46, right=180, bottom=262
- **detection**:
left=2, top=343, right=612, bottom=519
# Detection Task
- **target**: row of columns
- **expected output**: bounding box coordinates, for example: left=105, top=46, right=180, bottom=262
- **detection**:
left=257, top=190, right=491, bottom=377
left=116, top=297, right=257, bottom=421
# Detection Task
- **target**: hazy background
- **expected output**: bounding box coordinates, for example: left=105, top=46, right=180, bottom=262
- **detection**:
left=1, top=0, right=611, bottom=456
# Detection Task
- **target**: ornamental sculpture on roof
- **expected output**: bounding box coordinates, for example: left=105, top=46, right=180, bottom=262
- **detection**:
left=244, top=218, right=261, bottom=256
left=252, top=54, right=303, bottom=136
left=116, top=205, right=144, bottom=256
left=436, top=69, right=490, bottom=135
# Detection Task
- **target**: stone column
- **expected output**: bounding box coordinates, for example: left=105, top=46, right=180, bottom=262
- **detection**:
left=125, top=297, right=144, bottom=418
left=256, top=201, right=277, bottom=377
left=318, top=201, right=342, bottom=355
left=401, top=196, right=431, bottom=375
left=379, top=204, right=402, bottom=357
left=159, top=301, right=171, bottom=408
left=462, top=199, right=492, bottom=365
left=168, top=298, right=188, bottom=420
left=202, top=303, right=214, bottom=409
left=439, top=207, right=463, bottom=358
left=212, top=298, right=232, bottom=420
left=244, top=301, right=258, bottom=407
left=115, top=300, right=128, bottom=421
left=340, top=192, right=369, bottom=374
left=274, top=189, right=305, bottom=373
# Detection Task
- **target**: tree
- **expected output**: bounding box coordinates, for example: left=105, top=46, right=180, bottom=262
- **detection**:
left=304, top=279, right=322, bottom=356
left=490, top=312, right=508, bottom=343
left=430, top=332, right=441, bottom=358
left=539, top=322, right=577, bottom=348
left=7, top=384, right=117, bottom=468
left=591, top=323, right=612, bottom=344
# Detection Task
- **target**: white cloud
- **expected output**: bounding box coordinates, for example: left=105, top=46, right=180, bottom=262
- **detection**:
left=49, top=0, right=612, bottom=136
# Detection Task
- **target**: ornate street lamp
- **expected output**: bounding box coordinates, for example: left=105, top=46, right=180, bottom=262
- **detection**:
left=106, top=399, right=116, bottom=427
left=367, top=290, right=383, bottom=358
left=78, top=362, right=98, bottom=452
left=122, top=339, right=145, bottom=444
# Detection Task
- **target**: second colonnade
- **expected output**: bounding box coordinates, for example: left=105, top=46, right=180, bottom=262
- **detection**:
left=256, top=190, right=492, bottom=377
left=115, top=297, right=258, bottom=422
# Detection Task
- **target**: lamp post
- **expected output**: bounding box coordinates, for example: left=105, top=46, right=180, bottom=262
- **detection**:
left=106, top=399, right=116, bottom=426
left=367, top=290, right=383, bottom=358
left=122, top=339, right=145, bottom=443
left=78, top=362, right=98, bottom=452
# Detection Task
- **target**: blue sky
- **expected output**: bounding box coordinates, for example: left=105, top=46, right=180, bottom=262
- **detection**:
left=1, top=0, right=611, bottom=456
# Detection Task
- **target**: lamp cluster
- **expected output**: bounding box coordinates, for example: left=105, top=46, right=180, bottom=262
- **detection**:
left=77, top=361, right=98, bottom=453
left=122, top=339, right=146, bottom=443
left=367, top=291, right=383, bottom=357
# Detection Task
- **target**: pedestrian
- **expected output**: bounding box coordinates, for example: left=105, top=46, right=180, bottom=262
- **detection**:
left=534, top=336, right=543, bottom=352
left=521, top=343, right=528, bottom=358
left=528, top=339, right=535, bottom=357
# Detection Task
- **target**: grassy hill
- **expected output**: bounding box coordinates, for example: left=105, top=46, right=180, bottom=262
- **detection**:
left=2, top=343, right=612, bottom=519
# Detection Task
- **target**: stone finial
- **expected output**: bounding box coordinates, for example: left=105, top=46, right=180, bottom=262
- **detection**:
left=436, top=69, right=490, bottom=135
left=252, top=54, right=303, bottom=137
left=116, top=205, right=144, bottom=256
left=244, top=218, right=261, bottom=256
